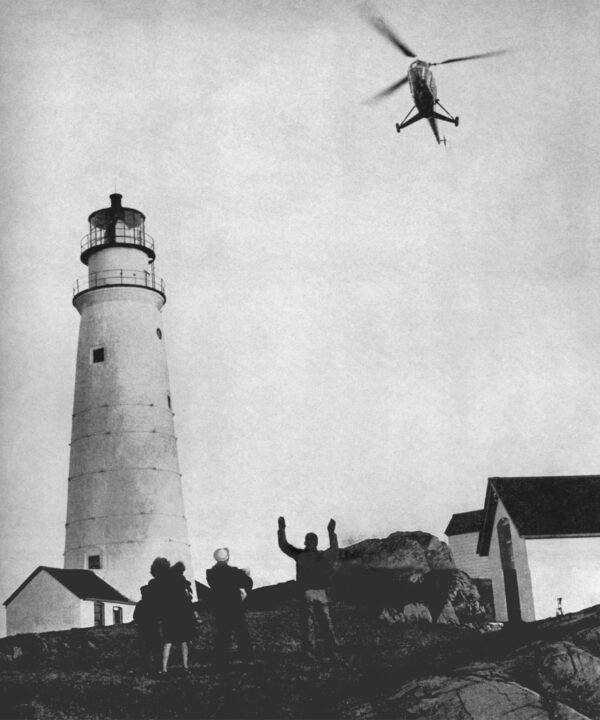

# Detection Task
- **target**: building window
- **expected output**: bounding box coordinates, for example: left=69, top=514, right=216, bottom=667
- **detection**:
left=94, top=601, right=105, bottom=627
left=88, top=555, right=102, bottom=570
left=92, top=347, right=105, bottom=363
left=113, top=606, right=123, bottom=625
left=156, top=328, right=162, bottom=339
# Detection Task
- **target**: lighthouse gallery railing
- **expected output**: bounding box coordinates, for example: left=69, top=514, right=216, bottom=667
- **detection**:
left=73, top=269, right=166, bottom=297
left=80, top=229, right=155, bottom=255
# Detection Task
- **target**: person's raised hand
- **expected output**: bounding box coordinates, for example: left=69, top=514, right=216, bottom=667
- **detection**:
left=278, top=516, right=286, bottom=530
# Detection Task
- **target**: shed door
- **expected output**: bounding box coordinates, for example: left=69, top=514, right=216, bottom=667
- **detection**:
left=497, top=517, right=522, bottom=622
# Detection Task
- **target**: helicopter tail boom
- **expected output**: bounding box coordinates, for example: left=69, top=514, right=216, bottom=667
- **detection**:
left=428, top=117, right=441, bottom=144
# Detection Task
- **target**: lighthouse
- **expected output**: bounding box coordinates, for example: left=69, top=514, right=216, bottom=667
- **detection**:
left=64, top=193, right=194, bottom=601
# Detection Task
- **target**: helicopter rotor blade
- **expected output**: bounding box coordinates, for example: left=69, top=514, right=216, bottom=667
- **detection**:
left=364, top=75, right=409, bottom=104
left=361, top=6, right=417, bottom=58
left=431, top=50, right=506, bottom=66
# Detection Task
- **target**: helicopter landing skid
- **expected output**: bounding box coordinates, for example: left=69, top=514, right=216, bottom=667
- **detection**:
left=396, top=105, right=421, bottom=134
left=434, top=100, right=459, bottom=127
left=395, top=103, right=458, bottom=137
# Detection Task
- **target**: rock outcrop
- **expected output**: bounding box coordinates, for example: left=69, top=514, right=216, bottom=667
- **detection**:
left=536, top=641, right=600, bottom=715
left=381, top=675, right=555, bottom=720
left=331, top=532, right=485, bottom=625
left=361, top=607, right=600, bottom=720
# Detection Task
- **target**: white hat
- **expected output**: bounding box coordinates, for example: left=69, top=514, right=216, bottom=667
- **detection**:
left=213, top=547, right=229, bottom=562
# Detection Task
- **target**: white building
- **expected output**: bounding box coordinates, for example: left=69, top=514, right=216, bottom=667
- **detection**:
left=3, top=567, right=135, bottom=636
left=447, top=475, right=600, bottom=622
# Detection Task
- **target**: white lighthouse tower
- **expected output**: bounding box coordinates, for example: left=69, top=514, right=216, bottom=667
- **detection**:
left=64, top=193, right=194, bottom=601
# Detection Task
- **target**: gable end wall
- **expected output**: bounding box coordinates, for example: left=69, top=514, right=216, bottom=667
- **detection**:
left=488, top=498, right=535, bottom=622
left=5, top=571, right=83, bottom=636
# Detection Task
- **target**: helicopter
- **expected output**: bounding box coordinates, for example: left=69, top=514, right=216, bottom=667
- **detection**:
left=364, top=9, right=505, bottom=145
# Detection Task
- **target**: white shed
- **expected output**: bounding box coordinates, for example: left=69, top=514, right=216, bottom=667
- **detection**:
left=477, top=475, right=600, bottom=622
left=4, top=566, right=135, bottom=636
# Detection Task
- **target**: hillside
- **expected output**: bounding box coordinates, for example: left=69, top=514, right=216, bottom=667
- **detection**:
left=1, top=602, right=600, bottom=719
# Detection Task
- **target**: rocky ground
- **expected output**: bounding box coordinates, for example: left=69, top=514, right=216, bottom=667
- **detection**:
left=1, top=602, right=599, bottom=720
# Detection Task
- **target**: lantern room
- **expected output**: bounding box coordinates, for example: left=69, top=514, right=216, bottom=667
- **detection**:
left=80, top=193, right=155, bottom=266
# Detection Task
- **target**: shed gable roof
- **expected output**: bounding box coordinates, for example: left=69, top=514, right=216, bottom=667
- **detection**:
left=445, top=509, right=485, bottom=536
left=4, top=567, right=134, bottom=606
left=477, top=475, right=600, bottom=556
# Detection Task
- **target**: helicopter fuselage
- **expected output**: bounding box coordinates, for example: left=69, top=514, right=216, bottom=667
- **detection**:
left=396, top=59, right=458, bottom=144
left=408, top=60, right=437, bottom=117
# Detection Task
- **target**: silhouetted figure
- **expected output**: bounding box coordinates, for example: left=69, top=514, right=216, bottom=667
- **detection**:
left=134, top=556, right=170, bottom=673
left=161, top=561, right=195, bottom=673
left=278, top=516, right=339, bottom=658
left=206, top=548, right=254, bottom=667
left=172, top=560, right=193, bottom=601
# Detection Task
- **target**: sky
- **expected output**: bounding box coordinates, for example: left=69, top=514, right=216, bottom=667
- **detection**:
left=1, top=0, right=600, bottom=636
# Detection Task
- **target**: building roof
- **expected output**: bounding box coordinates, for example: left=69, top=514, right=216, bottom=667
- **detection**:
left=477, top=475, right=600, bottom=556
left=445, top=509, right=485, bottom=536
left=4, top=566, right=135, bottom=607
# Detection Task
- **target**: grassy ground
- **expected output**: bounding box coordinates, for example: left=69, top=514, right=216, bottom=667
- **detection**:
left=1, top=604, right=599, bottom=719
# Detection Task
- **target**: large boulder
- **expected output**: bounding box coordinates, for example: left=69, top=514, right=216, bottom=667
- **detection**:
left=331, top=532, right=483, bottom=625
left=436, top=569, right=485, bottom=624
left=536, top=641, right=600, bottom=718
left=338, top=531, right=455, bottom=572
left=381, top=675, right=577, bottom=720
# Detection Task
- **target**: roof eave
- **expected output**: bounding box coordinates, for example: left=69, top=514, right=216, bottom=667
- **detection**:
left=521, top=532, right=600, bottom=540
left=4, top=566, right=136, bottom=607
left=477, top=479, right=499, bottom=556
left=81, top=596, right=136, bottom=605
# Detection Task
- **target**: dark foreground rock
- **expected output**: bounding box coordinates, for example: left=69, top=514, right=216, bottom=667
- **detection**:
left=382, top=675, right=554, bottom=719
left=1, top=604, right=599, bottom=719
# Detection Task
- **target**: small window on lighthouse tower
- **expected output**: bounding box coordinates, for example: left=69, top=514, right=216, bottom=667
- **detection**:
left=92, top=347, right=105, bottom=364
left=88, top=554, right=102, bottom=570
